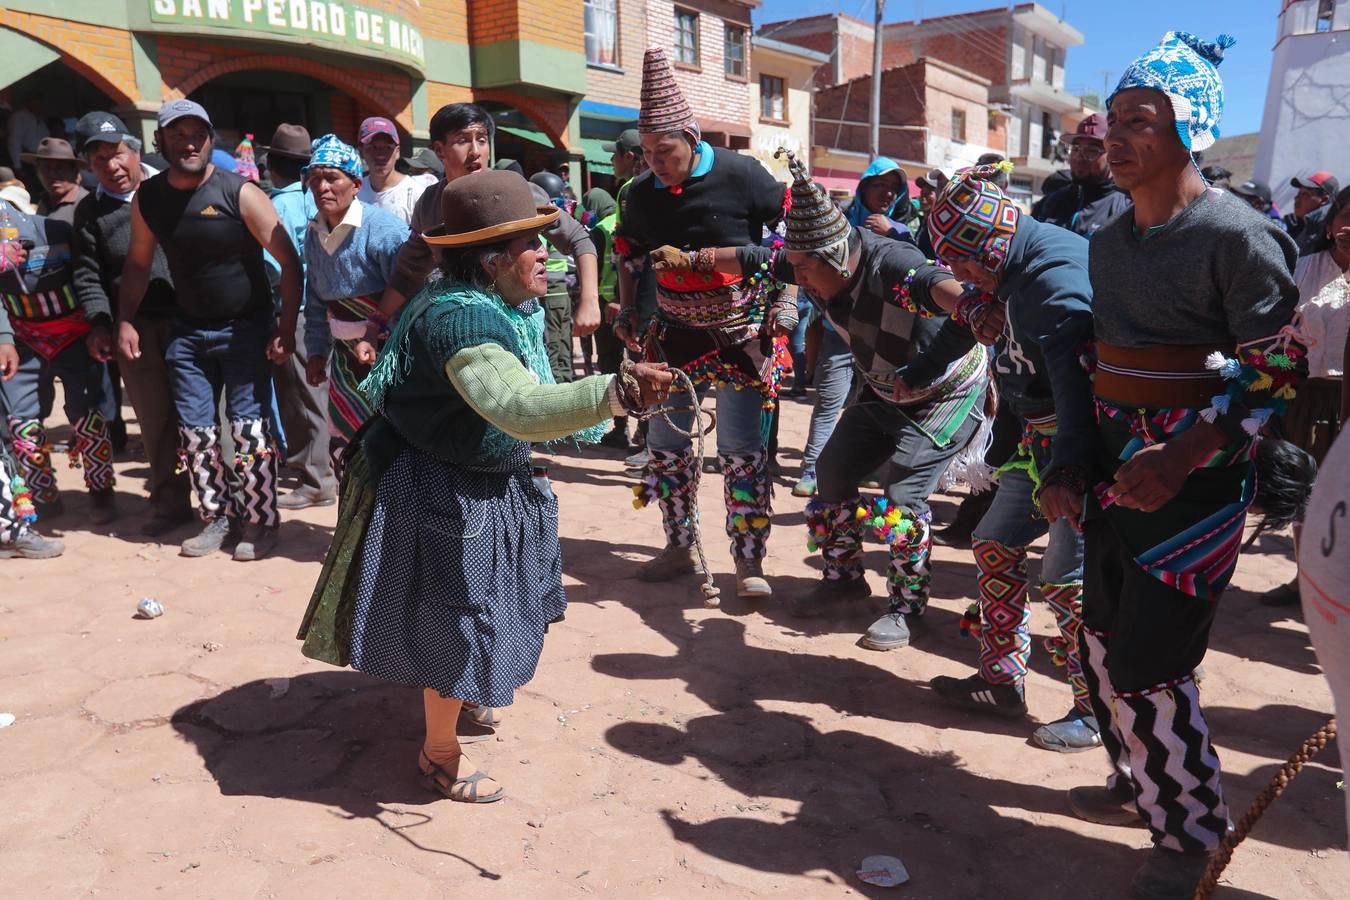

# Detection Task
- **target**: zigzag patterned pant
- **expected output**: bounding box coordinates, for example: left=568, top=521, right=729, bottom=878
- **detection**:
left=805, top=497, right=865, bottom=581
left=8, top=412, right=116, bottom=499
left=974, top=538, right=1032, bottom=684
left=641, top=449, right=698, bottom=548
left=0, top=446, right=30, bottom=544
left=178, top=420, right=279, bottom=527
left=1082, top=516, right=1229, bottom=853
left=887, top=511, right=932, bottom=615
left=971, top=538, right=1090, bottom=712
left=6, top=418, right=58, bottom=505
left=722, top=450, right=771, bottom=560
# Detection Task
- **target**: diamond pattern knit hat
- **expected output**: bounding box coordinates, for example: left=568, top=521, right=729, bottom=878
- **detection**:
left=776, top=148, right=853, bottom=277
left=1108, top=32, right=1235, bottom=152
left=928, top=162, right=1020, bottom=274
left=639, top=48, right=700, bottom=142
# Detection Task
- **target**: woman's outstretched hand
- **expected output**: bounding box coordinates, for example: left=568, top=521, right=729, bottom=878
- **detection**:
left=631, top=361, right=675, bottom=407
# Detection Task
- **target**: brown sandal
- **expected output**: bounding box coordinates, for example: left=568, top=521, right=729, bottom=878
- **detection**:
left=419, top=751, right=504, bottom=804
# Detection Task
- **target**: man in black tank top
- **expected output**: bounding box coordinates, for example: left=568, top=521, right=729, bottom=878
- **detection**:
left=117, top=99, right=303, bottom=561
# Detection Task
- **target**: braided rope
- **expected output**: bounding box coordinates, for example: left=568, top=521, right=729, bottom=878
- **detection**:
left=629, top=369, right=722, bottom=608
left=1193, top=717, right=1337, bottom=900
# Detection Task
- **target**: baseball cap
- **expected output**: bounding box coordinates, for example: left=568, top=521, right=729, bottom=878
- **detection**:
left=1062, top=112, right=1108, bottom=145
left=1290, top=171, right=1340, bottom=198
left=359, top=116, right=399, bottom=145
left=1231, top=180, right=1273, bottom=205
left=157, top=98, right=212, bottom=129
left=602, top=129, right=641, bottom=154
left=74, top=111, right=135, bottom=151
left=915, top=168, right=948, bottom=191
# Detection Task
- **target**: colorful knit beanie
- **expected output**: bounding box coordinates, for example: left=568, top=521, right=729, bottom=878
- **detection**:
left=928, top=162, right=1020, bottom=274
left=639, top=48, right=700, bottom=144
left=303, top=134, right=363, bottom=181
left=777, top=147, right=853, bottom=277
left=1108, top=32, right=1234, bottom=152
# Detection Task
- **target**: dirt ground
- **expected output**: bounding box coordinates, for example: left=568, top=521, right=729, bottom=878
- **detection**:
left=2, top=392, right=1346, bottom=900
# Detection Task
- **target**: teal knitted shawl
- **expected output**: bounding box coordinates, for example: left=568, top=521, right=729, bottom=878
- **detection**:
left=361, top=278, right=608, bottom=445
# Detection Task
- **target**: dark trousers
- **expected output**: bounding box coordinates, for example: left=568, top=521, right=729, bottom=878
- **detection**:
left=543, top=294, right=574, bottom=384
left=594, top=320, right=625, bottom=376
left=166, top=312, right=274, bottom=427
left=120, top=315, right=192, bottom=519
left=272, top=318, right=336, bottom=495
left=816, top=391, right=980, bottom=518
left=1081, top=513, right=1229, bottom=853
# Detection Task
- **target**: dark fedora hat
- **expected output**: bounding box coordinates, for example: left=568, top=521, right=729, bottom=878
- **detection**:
left=257, top=123, right=313, bottom=160
left=20, top=137, right=87, bottom=168
left=423, top=170, right=559, bottom=247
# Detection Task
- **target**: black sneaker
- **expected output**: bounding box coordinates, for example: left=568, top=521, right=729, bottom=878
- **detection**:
left=233, top=523, right=279, bottom=561
left=181, top=516, right=232, bottom=557
left=89, top=489, right=118, bottom=525
left=1031, top=710, right=1102, bottom=753
left=1259, top=581, right=1300, bottom=607
left=787, top=575, right=872, bottom=618
left=1067, top=780, right=1144, bottom=827
left=1130, top=846, right=1212, bottom=900
left=861, top=608, right=916, bottom=651
left=140, top=509, right=195, bottom=538
left=932, top=489, right=995, bottom=548
left=930, top=673, right=1028, bottom=718
left=598, top=426, right=631, bottom=450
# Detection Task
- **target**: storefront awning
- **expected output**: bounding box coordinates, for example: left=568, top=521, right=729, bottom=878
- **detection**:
left=581, top=137, right=613, bottom=174
left=498, top=125, right=553, bottom=148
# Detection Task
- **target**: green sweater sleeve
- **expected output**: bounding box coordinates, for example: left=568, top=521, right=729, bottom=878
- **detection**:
left=445, top=343, right=614, bottom=442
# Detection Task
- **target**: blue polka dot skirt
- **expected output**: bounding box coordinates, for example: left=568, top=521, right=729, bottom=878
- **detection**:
left=348, top=443, right=566, bottom=707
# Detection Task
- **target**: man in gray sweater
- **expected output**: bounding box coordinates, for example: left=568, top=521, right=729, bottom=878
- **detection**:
left=1046, top=33, right=1304, bottom=900
left=76, top=112, right=193, bottom=537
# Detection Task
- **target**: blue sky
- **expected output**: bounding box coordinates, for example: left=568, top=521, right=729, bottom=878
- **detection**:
left=755, top=0, right=1277, bottom=136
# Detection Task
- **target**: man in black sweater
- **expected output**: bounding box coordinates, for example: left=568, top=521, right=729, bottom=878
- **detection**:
left=76, top=111, right=193, bottom=537
left=1033, top=113, right=1132, bottom=238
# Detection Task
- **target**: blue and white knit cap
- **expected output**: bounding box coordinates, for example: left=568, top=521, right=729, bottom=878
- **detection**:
left=1108, top=32, right=1235, bottom=152
left=303, top=134, right=362, bottom=180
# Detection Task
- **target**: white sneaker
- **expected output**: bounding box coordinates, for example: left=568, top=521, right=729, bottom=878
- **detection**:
left=625, top=449, right=649, bottom=470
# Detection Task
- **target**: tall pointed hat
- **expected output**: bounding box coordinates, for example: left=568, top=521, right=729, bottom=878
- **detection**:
left=639, top=48, right=699, bottom=141
left=776, top=147, right=853, bottom=277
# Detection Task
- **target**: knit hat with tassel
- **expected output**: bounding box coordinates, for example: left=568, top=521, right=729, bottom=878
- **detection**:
left=775, top=147, right=853, bottom=278
left=639, top=48, right=700, bottom=143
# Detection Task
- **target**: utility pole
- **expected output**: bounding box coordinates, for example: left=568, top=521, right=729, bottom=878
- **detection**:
left=870, top=0, right=885, bottom=160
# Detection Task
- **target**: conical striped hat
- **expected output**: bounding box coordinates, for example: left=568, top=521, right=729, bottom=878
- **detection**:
left=776, top=148, right=853, bottom=276
left=639, top=48, right=699, bottom=140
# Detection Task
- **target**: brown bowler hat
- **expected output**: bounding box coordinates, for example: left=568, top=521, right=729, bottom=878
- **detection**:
left=422, top=170, right=559, bottom=247
left=257, top=123, right=313, bottom=160
left=20, top=137, right=87, bottom=168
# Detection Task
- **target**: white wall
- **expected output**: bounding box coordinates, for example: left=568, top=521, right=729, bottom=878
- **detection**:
left=1254, top=27, right=1350, bottom=211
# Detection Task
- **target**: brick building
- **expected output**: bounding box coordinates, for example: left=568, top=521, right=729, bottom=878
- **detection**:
left=811, top=59, right=998, bottom=192
left=0, top=0, right=594, bottom=182
left=761, top=2, right=1085, bottom=198
left=578, top=0, right=760, bottom=154
left=749, top=36, right=828, bottom=182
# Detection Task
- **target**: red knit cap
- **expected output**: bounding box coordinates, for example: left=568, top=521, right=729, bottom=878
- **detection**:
left=639, top=48, right=700, bottom=142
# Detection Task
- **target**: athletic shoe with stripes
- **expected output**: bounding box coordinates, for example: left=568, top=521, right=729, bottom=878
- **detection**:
left=929, top=672, right=1028, bottom=718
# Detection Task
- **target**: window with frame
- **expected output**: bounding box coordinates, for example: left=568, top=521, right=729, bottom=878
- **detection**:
left=674, top=9, right=700, bottom=66
left=1318, top=0, right=1335, bottom=33
left=760, top=74, right=785, bottom=121
left=584, top=0, right=619, bottom=67
left=951, top=108, right=967, bottom=142
left=724, top=25, right=747, bottom=78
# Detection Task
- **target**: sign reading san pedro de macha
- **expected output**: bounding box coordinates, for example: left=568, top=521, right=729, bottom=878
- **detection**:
left=149, top=0, right=424, bottom=68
